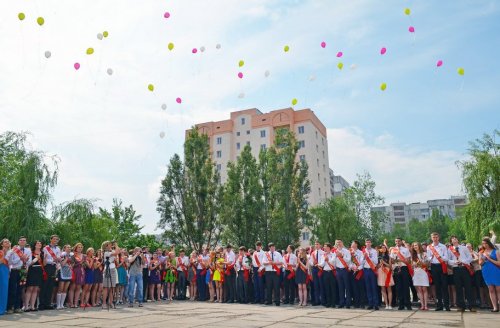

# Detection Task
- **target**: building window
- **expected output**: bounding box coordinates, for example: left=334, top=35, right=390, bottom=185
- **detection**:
left=317, top=158, right=319, bottom=167
left=216, top=137, right=222, bottom=145
left=298, top=140, right=305, bottom=148
left=325, top=192, right=327, bottom=198
left=317, top=173, right=320, bottom=181
left=236, top=132, right=240, bottom=136
left=299, top=155, right=305, bottom=162
left=324, top=178, right=326, bottom=186
left=236, top=142, right=240, bottom=150
left=216, top=151, right=222, bottom=158
left=323, top=164, right=325, bottom=172
left=315, top=131, right=318, bottom=139
left=260, top=130, right=266, bottom=138
left=260, top=144, right=266, bottom=150
left=298, top=126, right=305, bottom=134
left=216, top=164, right=221, bottom=172
left=322, top=137, right=324, bottom=145
left=241, top=117, right=246, bottom=125
left=318, top=188, right=321, bottom=196
left=322, top=150, right=325, bottom=159
left=316, top=144, right=319, bottom=152
left=246, top=130, right=250, bottom=135
left=302, top=232, right=310, bottom=241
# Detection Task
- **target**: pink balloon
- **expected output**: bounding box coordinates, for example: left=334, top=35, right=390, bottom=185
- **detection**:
left=163, top=12, right=170, bottom=19
left=74, top=62, right=80, bottom=70
left=336, top=51, right=343, bottom=58
left=238, top=72, right=243, bottom=79
left=176, top=97, right=182, bottom=104
left=436, top=60, right=443, bottom=67
left=409, top=26, right=415, bottom=33
left=380, top=47, right=387, bottom=55
left=320, top=41, right=326, bottom=48
left=192, top=48, right=198, bottom=54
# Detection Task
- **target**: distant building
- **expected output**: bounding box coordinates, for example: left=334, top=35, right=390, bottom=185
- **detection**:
left=329, top=169, right=350, bottom=197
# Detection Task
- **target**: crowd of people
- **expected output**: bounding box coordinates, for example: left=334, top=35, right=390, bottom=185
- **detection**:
left=0, top=232, right=499, bottom=316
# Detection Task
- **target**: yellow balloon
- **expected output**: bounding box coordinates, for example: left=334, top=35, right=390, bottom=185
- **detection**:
left=238, top=60, right=245, bottom=67
left=37, top=17, right=44, bottom=26
left=291, top=98, right=298, bottom=106
left=86, top=48, right=94, bottom=55
left=18, top=13, right=25, bottom=21
left=148, top=84, right=154, bottom=92
left=337, top=62, right=344, bottom=70
left=380, top=83, right=387, bottom=91
left=284, top=45, right=290, bottom=52
left=103, top=31, right=109, bottom=38
left=168, top=42, right=174, bottom=51
left=457, top=67, right=465, bottom=76
left=404, top=8, right=411, bottom=15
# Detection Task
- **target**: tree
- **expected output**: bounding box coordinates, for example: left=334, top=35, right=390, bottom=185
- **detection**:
left=457, top=130, right=500, bottom=245
left=425, top=208, right=450, bottom=239
left=220, top=145, right=263, bottom=247
left=0, top=131, right=57, bottom=242
left=408, top=218, right=428, bottom=243
left=99, top=198, right=143, bottom=245
left=121, top=234, right=165, bottom=251
left=157, top=128, right=223, bottom=252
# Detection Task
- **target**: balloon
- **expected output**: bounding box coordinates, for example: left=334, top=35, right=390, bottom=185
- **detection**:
left=200, top=46, right=206, bottom=52
left=308, top=75, right=316, bottom=82
left=436, top=60, right=443, bottom=67
left=380, top=47, right=387, bottom=55
left=457, top=67, right=464, bottom=76
left=291, top=98, right=298, bottom=106
left=148, top=84, right=154, bottom=92
left=380, top=83, right=387, bottom=91
left=97, top=33, right=103, bottom=40
left=337, top=62, right=344, bottom=70
left=336, top=51, right=343, bottom=58
left=264, top=70, right=270, bottom=77
left=321, top=41, right=326, bottom=48
left=176, top=97, right=182, bottom=104
left=86, top=48, right=94, bottom=55
left=18, top=13, right=25, bottom=21
left=103, top=31, right=109, bottom=38
left=238, top=92, right=245, bottom=99
left=164, top=12, right=170, bottom=19
left=238, top=72, right=243, bottom=79
left=74, top=63, right=80, bottom=70
left=44, top=51, right=51, bottom=59
left=168, top=42, right=174, bottom=51
left=37, top=17, right=44, bottom=26
left=404, top=8, right=411, bottom=15
left=106, top=68, right=113, bottom=75
left=216, top=43, right=221, bottom=49
left=409, top=26, right=415, bottom=33
left=350, top=64, right=357, bottom=70
left=238, top=60, right=245, bottom=67
left=284, top=45, right=290, bottom=52
left=161, top=104, right=167, bottom=110
left=159, top=132, right=165, bottom=139
left=192, top=48, right=198, bottom=54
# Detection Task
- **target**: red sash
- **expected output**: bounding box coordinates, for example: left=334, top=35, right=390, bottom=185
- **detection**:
left=44, top=245, right=58, bottom=263
left=12, top=247, right=27, bottom=264
left=349, top=249, right=363, bottom=280
left=253, top=252, right=265, bottom=277
left=323, top=254, right=337, bottom=277
left=449, top=246, right=474, bottom=276
left=284, top=254, right=296, bottom=280
left=428, top=245, right=448, bottom=275
left=392, top=248, right=414, bottom=277
left=312, top=250, right=324, bottom=277
left=382, top=267, right=392, bottom=287
left=177, top=257, right=188, bottom=277
left=421, top=263, right=433, bottom=284
left=264, top=252, right=281, bottom=276
left=225, top=254, right=235, bottom=275
left=298, top=259, right=312, bottom=284
left=336, top=250, right=351, bottom=272
left=0, top=250, right=7, bottom=265
left=198, top=255, right=207, bottom=275
left=362, top=248, right=378, bottom=275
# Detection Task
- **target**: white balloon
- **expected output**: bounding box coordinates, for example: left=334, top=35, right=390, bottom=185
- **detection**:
left=350, top=64, right=357, bottom=70
left=106, top=68, right=113, bottom=75
left=97, top=33, right=103, bottom=40
left=238, top=92, right=245, bottom=99
left=44, top=51, right=51, bottom=59
left=159, top=132, right=165, bottom=139
left=264, top=70, right=270, bottom=77
left=161, top=104, right=167, bottom=110
left=216, top=43, right=221, bottom=49
left=308, top=75, right=316, bottom=82
left=200, top=46, right=206, bottom=52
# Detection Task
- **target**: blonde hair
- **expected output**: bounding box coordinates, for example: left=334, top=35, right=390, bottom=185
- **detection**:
left=101, top=240, right=111, bottom=251
left=73, top=243, right=84, bottom=252
left=86, top=247, right=95, bottom=255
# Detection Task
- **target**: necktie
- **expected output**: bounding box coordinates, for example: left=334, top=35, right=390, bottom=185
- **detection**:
left=316, top=251, right=319, bottom=262
left=21, top=248, right=25, bottom=253
left=271, top=252, right=274, bottom=262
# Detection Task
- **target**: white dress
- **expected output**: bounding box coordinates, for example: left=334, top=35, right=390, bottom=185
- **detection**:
left=412, top=253, right=430, bottom=287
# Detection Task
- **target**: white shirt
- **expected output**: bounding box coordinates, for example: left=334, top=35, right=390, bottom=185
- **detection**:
left=390, top=246, right=411, bottom=267
left=350, top=249, right=365, bottom=271
left=362, top=248, right=379, bottom=269
left=176, top=255, right=189, bottom=271
left=197, top=254, right=210, bottom=270
left=427, top=243, right=449, bottom=265
left=235, top=254, right=251, bottom=271
left=320, top=252, right=336, bottom=271
left=309, top=249, right=325, bottom=267
left=6, top=246, right=32, bottom=270
left=448, top=245, right=473, bottom=267
left=282, top=253, right=297, bottom=270
left=103, top=251, right=116, bottom=269
left=225, top=250, right=236, bottom=266
left=262, top=251, right=283, bottom=272
left=252, top=249, right=265, bottom=269
left=43, top=245, right=61, bottom=265
left=334, top=247, right=351, bottom=268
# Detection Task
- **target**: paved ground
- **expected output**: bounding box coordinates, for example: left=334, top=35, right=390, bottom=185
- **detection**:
left=0, top=302, right=498, bottom=328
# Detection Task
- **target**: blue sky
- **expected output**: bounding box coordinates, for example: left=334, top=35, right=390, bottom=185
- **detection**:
left=0, top=1, right=499, bottom=233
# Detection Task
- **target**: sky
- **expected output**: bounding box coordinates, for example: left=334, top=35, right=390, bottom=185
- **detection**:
left=1, top=1, right=499, bottom=233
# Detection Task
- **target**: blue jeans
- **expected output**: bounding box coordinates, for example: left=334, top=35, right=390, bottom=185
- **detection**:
left=253, top=267, right=264, bottom=303
left=128, top=273, right=143, bottom=304
left=363, top=268, right=378, bottom=307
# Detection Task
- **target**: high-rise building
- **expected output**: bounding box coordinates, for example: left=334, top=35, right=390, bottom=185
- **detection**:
left=193, top=107, right=331, bottom=245
left=329, top=169, right=350, bottom=197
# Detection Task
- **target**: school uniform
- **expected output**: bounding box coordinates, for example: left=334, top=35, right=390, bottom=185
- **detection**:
left=309, top=249, right=325, bottom=305
left=362, top=247, right=379, bottom=309
left=335, top=247, right=352, bottom=308
left=196, top=254, right=210, bottom=301
left=282, top=253, right=297, bottom=304
left=427, top=243, right=450, bottom=310
left=6, top=246, right=31, bottom=311
left=176, top=255, right=189, bottom=300
left=263, top=250, right=282, bottom=306
left=320, top=252, right=338, bottom=308
left=449, top=245, right=474, bottom=310
left=252, top=249, right=265, bottom=303
left=40, top=244, right=61, bottom=310
left=349, top=248, right=365, bottom=308
left=390, top=246, right=412, bottom=310
left=235, top=254, right=251, bottom=303
left=224, top=250, right=236, bottom=303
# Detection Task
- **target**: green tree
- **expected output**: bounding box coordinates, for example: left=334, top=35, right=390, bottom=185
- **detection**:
left=121, top=234, right=165, bottom=251
left=157, top=128, right=223, bottom=252
left=408, top=218, right=428, bottom=243
left=258, top=147, right=278, bottom=246
left=0, top=131, right=57, bottom=242
left=457, top=130, right=500, bottom=245
left=310, top=196, right=358, bottom=243
left=425, top=208, right=450, bottom=240
left=220, top=145, right=263, bottom=247
left=98, top=198, right=143, bottom=245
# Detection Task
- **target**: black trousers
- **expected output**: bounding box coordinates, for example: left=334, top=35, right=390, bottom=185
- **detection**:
left=225, top=269, right=236, bottom=302
left=265, top=271, right=280, bottom=305
left=237, top=270, right=249, bottom=303
left=393, top=266, right=411, bottom=308
left=177, top=271, right=186, bottom=299
left=322, top=270, right=337, bottom=307
left=453, top=267, right=473, bottom=309
left=431, top=263, right=449, bottom=308
left=350, top=271, right=365, bottom=307
left=40, top=264, right=57, bottom=309
left=142, top=268, right=149, bottom=301
left=283, top=270, right=296, bottom=304
left=7, top=269, right=22, bottom=310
